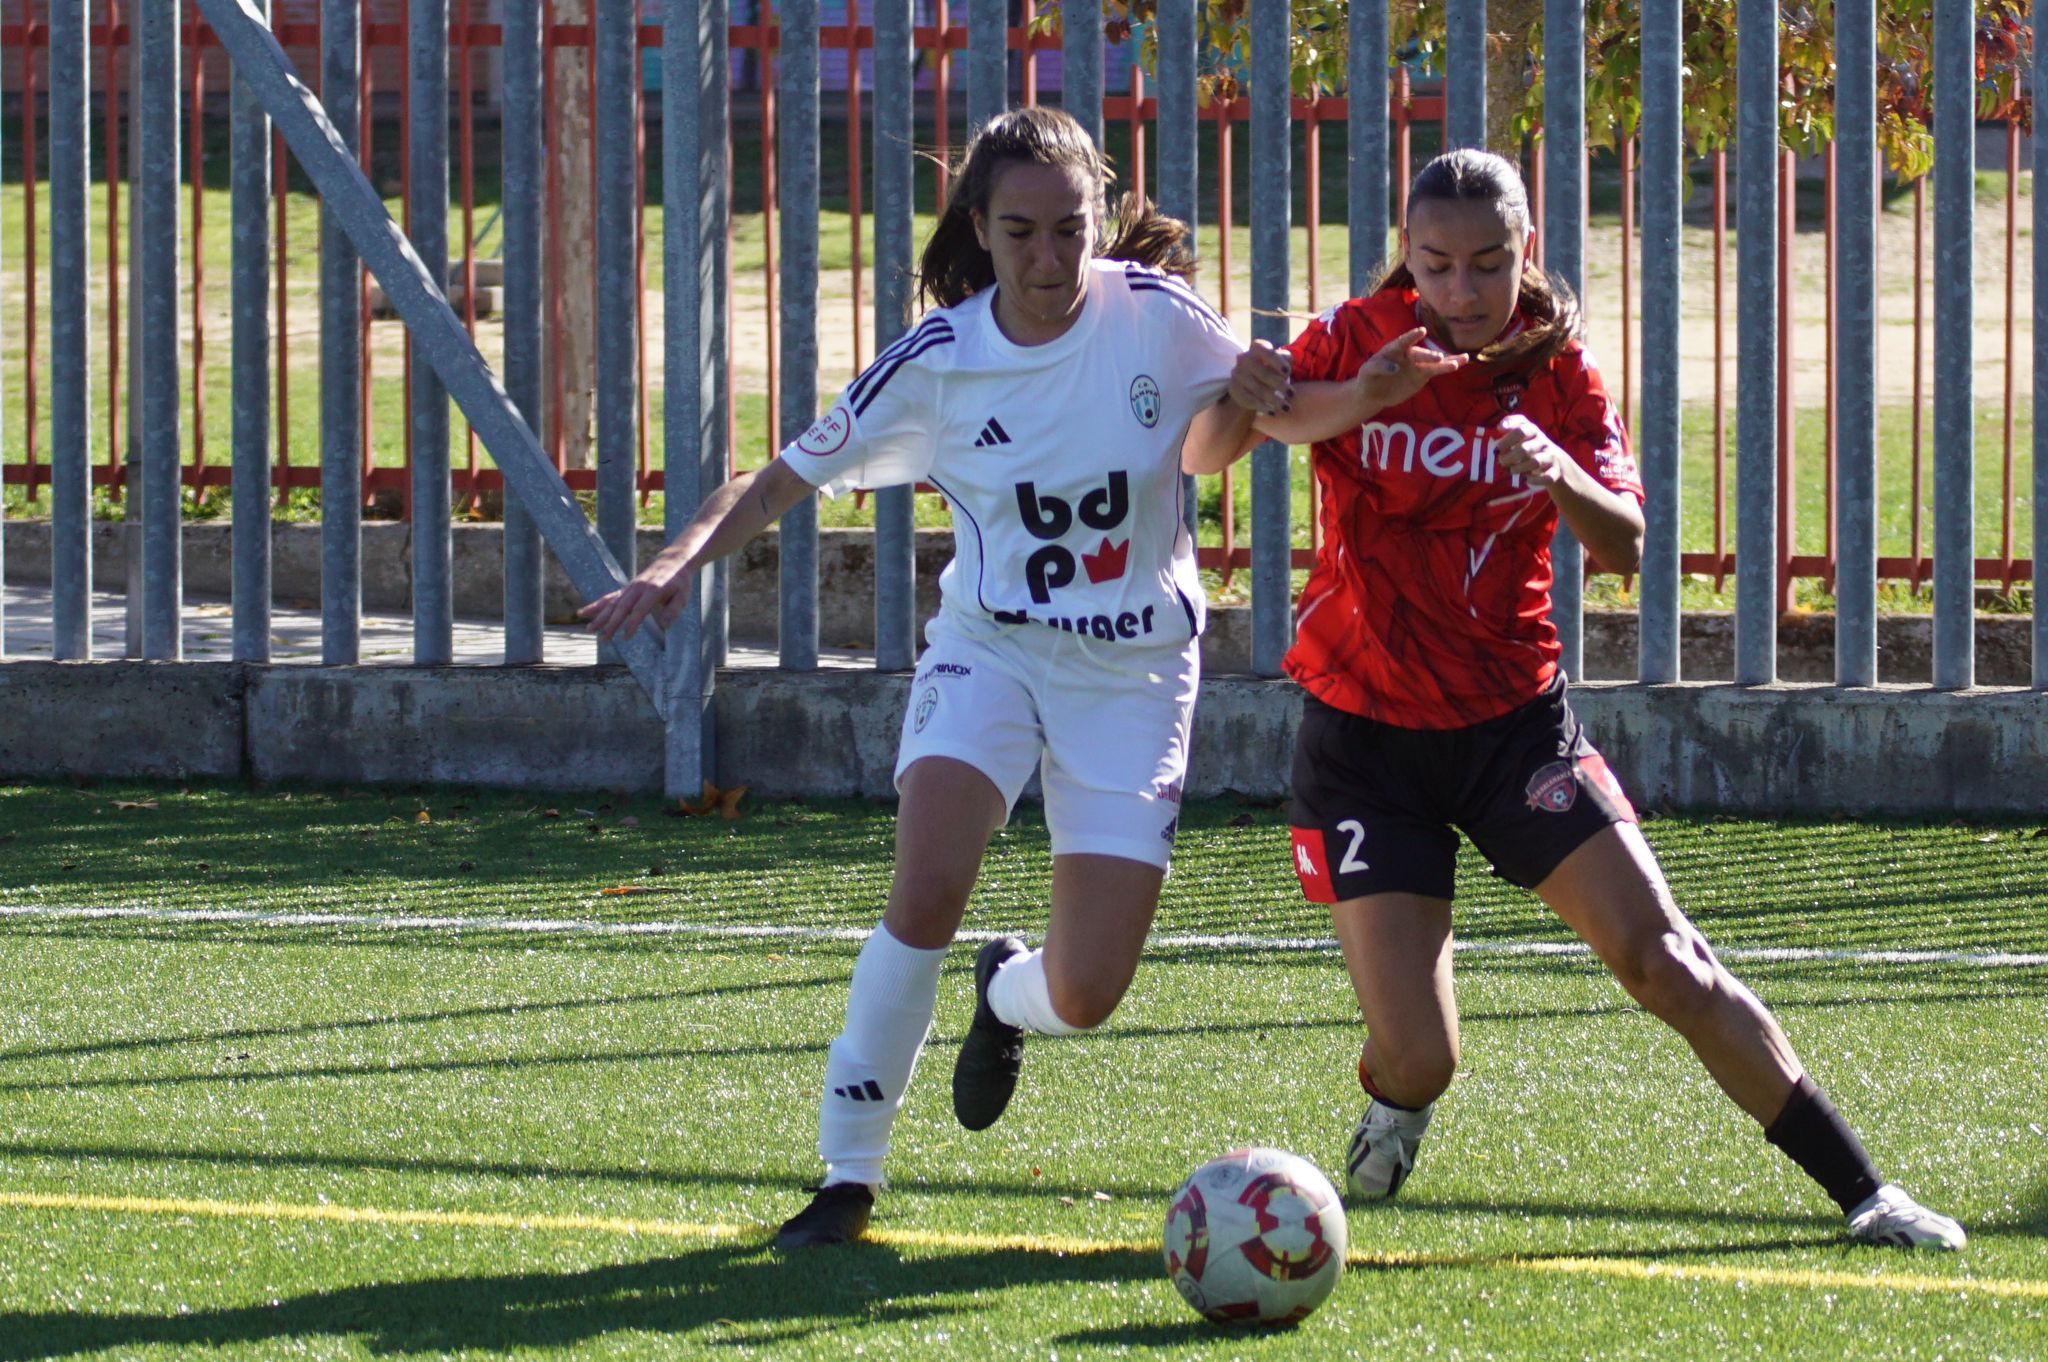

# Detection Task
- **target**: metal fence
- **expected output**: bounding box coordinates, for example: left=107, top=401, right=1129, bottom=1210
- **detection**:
left=0, top=1, right=2042, bottom=794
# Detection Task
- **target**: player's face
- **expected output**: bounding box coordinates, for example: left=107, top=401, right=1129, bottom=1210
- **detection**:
left=974, top=159, right=1098, bottom=346
left=1401, top=198, right=1533, bottom=354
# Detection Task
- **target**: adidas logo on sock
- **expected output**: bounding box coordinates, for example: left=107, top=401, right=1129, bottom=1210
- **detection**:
left=833, top=1080, right=887, bottom=1102
left=973, top=417, right=1012, bottom=448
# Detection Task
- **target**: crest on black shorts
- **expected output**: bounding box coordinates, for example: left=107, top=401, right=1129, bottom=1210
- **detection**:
left=1524, top=760, right=1579, bottom=813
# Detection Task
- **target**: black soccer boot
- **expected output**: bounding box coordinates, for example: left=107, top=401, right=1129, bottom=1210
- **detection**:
left=775, top=1182, right=875, bottom=1248
left=951, top=936, right=1029, bottom=1131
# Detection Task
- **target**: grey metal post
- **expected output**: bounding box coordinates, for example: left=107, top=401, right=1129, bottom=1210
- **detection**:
left=195, top=0, right=671, bottom=709
left=1061, top=0, right=1103, bottom=151
left=1734, top=0, right=1777, bottom=684
left=1931, top=0, right=1975, bottom=689
left=411, top=0, right=454, bottom=665
left=1543, top=0, right=1585, bottom=676
left=2037, top=6, right=2048, bottom=688
left=596, top=0, right=641, bottom=666
left=968, top=0, right=1006, bottom=131
left=321, top=0, right=362, bottom=664
left=663, top=0, right=729, bottom=793
left=50, top=0, right=93, bottom=659
left=138, top=0, right=182, bottom=660
left=232, top=0, right=273, bottom=663
left=1446, top=0, right=1485, bottom=150
left=1636, top=0, right=1681, bottom=683
left=873, top=0, right=917, bottom=672
left=125, top=28, right=141, bottom=659
left=707, top=6, right=731, bottom=672
left=502, top=0, right=545, bottom=663
left=1156, top=0, right=1199, bottom=538
left=1350, top=2, right=1390, bottom=294
left=1250, top=3, right=1291, bottom=676
left=778, top=0, right=820, bottom=669
left=1834, top=0, right=1877, bottom=686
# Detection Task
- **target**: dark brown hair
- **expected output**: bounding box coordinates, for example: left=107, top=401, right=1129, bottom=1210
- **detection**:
left=1377, top=148, right=1584, bottom=369
left=915, top=106, right=1196, bottom=312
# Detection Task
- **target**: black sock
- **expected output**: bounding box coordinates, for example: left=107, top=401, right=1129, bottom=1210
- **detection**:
left=1763, top=1074, right=1883, bottom=1214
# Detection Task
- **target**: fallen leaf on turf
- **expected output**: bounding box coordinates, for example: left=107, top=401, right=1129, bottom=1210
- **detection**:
left=1058, top=1196, right=1076, bottom=1207
left=541, top=808, right=561, bottom=820
left=672, top=783, right=749, bottom=820
left=415, top=810, right=432, bottom=825
left=458, top=860, right=476, bottom=872
left=618, top=815, right=640, bottom=829
left=600, top=885, right=662, bottom=896
left=1091, top=1192, right=1112, bottom=1202
left=573, top=807, right=600, bottom=819
left=111, top=800, right=159, bottom=811
left=766, top=953, right=787, bottom=962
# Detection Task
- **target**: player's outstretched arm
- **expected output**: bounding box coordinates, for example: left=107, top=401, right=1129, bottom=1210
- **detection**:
left=1268, top=326, right=1467, bottom=446
left=1184, top=340, right=1293, bottom=474
left=579, top=458, right=814, bottom=641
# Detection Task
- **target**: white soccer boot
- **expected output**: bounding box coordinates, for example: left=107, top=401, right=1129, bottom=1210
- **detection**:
left=1846, top=1184, right=1967, bottom=1250
left=1344, top=1098, right=1433, bottom=1202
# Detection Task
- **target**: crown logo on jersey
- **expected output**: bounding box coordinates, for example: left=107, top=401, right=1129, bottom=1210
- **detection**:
left=973, top=416, right=1013, bottom=448
left=1082, top=537, right=1130, bottom=584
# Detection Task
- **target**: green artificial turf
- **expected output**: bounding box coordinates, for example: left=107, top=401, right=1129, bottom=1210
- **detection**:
left=0, top=780, right=2044, bottom=1359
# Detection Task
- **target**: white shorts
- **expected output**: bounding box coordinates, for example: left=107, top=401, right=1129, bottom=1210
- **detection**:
left=894, top=616, right=1199, bottom=870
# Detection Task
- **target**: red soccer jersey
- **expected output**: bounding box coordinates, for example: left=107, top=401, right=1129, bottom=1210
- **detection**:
left=1284, top=288, right=1645, bottom=729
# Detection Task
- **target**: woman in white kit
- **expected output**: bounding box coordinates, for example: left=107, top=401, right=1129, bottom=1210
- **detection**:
left=582, top=106, right=1253, bottom=1246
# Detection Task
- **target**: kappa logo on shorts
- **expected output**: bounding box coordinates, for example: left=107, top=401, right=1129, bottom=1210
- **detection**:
left=1129, top=374, right=1162, bottom=428
left=1525, top=760, right=1579, bottom=813
left=1289, top=827, right=1338, bottom=904
left=913, top=687, right=940, bottom=733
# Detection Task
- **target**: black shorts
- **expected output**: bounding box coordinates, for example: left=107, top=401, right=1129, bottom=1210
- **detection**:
left=1288, top=676, right=1637, bottom=902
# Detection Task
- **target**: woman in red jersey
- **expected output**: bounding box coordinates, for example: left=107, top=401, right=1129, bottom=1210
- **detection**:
left=1185, top=148, right=1962, bottom=1249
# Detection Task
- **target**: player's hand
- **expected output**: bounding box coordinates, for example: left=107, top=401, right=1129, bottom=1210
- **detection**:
left=578, top=565, right=691, bottom=642
left=1225, top=340, right=1294, bottom=416
left=1353, top=326, right=1466, bottom=410
left=1491, top=413, right=1570, bottom=489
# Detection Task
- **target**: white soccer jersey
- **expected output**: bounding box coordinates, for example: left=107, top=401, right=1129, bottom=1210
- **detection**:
left=778, top=258, right=1242, bottom=648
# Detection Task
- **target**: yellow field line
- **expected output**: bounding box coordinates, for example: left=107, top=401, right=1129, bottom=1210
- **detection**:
left=3, top=1189, right=2040, bottom=1301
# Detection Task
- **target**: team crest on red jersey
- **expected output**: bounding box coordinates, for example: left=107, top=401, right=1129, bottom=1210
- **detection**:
left=1524, top=760, right=1578, bottom=813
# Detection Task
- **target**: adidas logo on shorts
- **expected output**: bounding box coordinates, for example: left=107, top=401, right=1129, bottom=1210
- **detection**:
left=973, top=417, right=1013, bottom=448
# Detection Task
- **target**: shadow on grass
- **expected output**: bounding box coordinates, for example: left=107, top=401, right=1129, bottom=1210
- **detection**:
left=0, top=1240, right=1161, bottom=1361
left=0, top=974, right=840, bottom=1066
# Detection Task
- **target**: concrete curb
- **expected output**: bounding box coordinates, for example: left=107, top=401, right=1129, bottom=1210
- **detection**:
left=4, top=661, right=2045, bottom=815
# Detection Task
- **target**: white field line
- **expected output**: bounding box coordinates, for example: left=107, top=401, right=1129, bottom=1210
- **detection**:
left=3, top=902, right=2046, bottom=969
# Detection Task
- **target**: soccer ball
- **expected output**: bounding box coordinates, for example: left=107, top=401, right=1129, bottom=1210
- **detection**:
left=1162, top=1147, right=1347, bottom=1327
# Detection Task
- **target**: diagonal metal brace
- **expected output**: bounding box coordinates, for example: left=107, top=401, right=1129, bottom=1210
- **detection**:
left=194, top=0, right=669, bottom=717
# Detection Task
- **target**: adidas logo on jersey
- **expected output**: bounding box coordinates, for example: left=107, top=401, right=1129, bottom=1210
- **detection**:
left=834, top=1080, right=887, bottom=1103
left=973, top=417, right=1013, bottom=448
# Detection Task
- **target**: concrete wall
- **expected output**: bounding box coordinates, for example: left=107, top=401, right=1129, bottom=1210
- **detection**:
left=5, top=660, right=2046, bottom=815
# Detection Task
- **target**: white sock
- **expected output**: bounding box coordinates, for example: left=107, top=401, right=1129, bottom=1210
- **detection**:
left=818, top=923, right=947, bottom=1188
left=986, top=948, right=1085, bottom=1036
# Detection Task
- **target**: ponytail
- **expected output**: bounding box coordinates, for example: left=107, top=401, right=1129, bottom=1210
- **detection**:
left=916, top=105, right=1198, bottom=313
